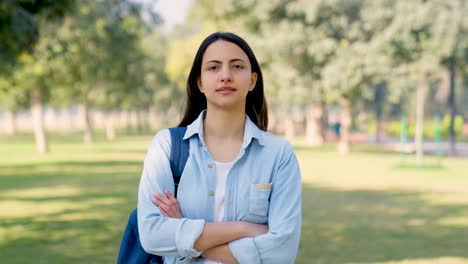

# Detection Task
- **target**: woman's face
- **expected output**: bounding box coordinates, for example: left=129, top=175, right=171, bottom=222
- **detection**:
left=197, top=40, right=257, bottom=111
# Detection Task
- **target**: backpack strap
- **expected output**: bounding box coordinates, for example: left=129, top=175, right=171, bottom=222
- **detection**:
left=168, top=127, right=189, bottom=198
left=117, top=127, right=190, bottom=264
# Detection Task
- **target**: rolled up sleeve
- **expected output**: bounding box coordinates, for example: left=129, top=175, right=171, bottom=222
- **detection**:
left=137, top=130, right=205, bottom=258
left=229, top=143, right=302, bottom=264
left=229, top=237, right=261, bottom=263
left=175, top=218, right=205, bottom=257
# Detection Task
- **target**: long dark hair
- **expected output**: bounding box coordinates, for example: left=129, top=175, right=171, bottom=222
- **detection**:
left=178, top=32, right=268, bottom=131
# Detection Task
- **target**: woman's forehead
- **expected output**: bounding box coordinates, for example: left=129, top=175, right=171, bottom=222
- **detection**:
left=202, top=40, right=250, bottom=63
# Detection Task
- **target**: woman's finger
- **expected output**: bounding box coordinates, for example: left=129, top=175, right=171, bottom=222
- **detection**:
left=151, top=197, right=158, bottom=206
left=158, top=201, right=178, bottom=217
left=152, top=196, right=170, bottom=217
left=154, top=193, right=171, bottom=206
left=152, top=191, right=181, bottom=218
left=154, top=192, right=165, bottom=200
left=164, top=189, right=176, bottom=201
left=159, top=207, right=168, bottom=216
left=158, top=201, right=170, bottom=212
left=163, top=190, right=180, bottom=209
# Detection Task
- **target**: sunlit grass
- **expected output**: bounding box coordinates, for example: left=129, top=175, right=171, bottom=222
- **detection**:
left=369, top=258, right=468, bottom=264
left=1, top=134, right=467, bottom=263
left=295, top=145, right=468, bottom=264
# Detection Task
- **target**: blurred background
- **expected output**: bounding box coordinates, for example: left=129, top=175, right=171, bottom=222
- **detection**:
left=0, top=0, right=467, bottom=263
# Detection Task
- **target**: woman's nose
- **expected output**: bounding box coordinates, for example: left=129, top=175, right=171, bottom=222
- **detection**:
left=219, top=67, right=232, bottom=82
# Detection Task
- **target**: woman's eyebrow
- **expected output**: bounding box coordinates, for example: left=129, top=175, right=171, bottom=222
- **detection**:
left=230, top=58, right=246, bottom=63
left=206, top=58, right=247, bottom=64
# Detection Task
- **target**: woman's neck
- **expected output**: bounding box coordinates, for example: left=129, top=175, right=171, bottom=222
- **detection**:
left=203, top=108, right=245, bottom=141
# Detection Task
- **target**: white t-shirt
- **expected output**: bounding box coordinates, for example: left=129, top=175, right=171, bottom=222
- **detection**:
left=204, top=160, right=234, bottom=264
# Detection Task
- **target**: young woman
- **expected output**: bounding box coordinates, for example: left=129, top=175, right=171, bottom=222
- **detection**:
left=138, top=32, right=302, bottom=264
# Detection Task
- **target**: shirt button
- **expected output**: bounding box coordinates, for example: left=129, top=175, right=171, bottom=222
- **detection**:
left=208, top=164, right=213, bottom=168
left=199, top=143, right=203, bottom=147
left=209, top=191, right=214, bottom=196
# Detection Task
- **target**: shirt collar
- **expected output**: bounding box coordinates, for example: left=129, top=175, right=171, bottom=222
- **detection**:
left=183, top=110, right=265, bottom=147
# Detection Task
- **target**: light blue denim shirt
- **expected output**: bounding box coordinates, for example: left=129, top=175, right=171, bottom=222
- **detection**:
left=138, top=111, right=302, bottom=264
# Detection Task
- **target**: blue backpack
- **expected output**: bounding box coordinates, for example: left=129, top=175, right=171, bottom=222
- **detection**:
left=117, top=127, right=189, bottom=264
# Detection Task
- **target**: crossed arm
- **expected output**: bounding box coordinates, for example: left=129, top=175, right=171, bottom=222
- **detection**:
left=152, top=189, right=268, bottom=263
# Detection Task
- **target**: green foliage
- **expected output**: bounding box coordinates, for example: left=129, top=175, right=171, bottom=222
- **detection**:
left=186, top=0, right=467, bottom=107
left=0, top=0, right=73, bottom=111
left=0, top=0, right=168, bottom=115
left=384, top=115, right=464, bottom=140
left=48, top=0, right=166, bottom=113
left=0, top=0, right=73, bottom=67
left=1, top=0, right=467, bottom=145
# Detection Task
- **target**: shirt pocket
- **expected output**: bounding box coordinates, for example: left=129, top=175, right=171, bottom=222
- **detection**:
left=249, top=183, right=272, bottom=217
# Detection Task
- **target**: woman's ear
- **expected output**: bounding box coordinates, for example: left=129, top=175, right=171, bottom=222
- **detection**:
left=249, top=72, right=258, bottom=91
left=197, top=78, right=204, bottom=93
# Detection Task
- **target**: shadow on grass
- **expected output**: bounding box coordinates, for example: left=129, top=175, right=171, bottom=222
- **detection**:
left=298, top=184, right=468, bottom=264
left=393, top=162, right=445, bottom=170
left=0, top=159, right=142, bottom=264
left=0, top=160, right=142, bottom=171
left=1, top=160, right=468, bottom=263
left=0, top=160, right=143, bottom=191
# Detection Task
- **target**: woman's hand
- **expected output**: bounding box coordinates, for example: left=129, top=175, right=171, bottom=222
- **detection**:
left=151, top=189, right=183, bottom=219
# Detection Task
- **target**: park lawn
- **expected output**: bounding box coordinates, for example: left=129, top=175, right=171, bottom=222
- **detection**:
left=0, top=134, right=467, bottom=264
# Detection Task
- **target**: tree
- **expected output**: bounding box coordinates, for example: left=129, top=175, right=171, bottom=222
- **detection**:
left=53, top=0, right=162, bottom=141
left=0, top=0, right=73, bottom=153
left=187, top=0, right=393, bottom=151
left=441, top=0, right=467, bottom=154
left=186, top=0, right=322, bottom=140
left=0, top=76, right=28, bottom=135
left=381, top=0, right=466, bottom=165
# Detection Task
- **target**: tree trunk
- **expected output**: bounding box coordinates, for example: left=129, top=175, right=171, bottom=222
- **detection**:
left=338, top=97, right=352, bottom=155
left=284, top=117, right=295, bottom=141
left=321, top=100, right=328, bottom=142
left=148, top=107, right=160, bottom=131
left=448, top=56, right=457, bottom=155
left=415, top=73, right=428, bottom=167
left=166, top=105, right=180, bottom=127
left=376, top=117, right=383, bottom=144
left=271, top=109, right=282, bottom=134
left=123, top=110, right=132, bottom=135
left=80, top=103, right=93, bottom=144
left=279, top=106, right=294, bottom=141
left=134, top=110, right=142, bottom=134
left=105, top=110, right=116, bottom=140
left=4, top=110, right=17, bottom=136
left=374, top=83, right=385, bottom=143
left=129, top=110, right=137, bottom=134
left=140, top=110, right=149, bottom=133
left=31, top=87, right=48, bottom=154
left=134, top=110, right=140, bottom=134
left=62, top=108, right=74, bottom=135
left=305, top=102, right=325, bottom=146
left=267, top=108, right=276, bottom=132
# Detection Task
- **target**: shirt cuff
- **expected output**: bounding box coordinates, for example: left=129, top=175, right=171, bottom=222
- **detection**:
left=175, top=218, right=205, bottom=258
left=229, top=237, right=261, bottom=264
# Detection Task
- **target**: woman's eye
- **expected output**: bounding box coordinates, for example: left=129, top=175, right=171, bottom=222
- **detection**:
left=233, top=64, right=244, bottom=69
left=208, top=66, right=218, bottom=71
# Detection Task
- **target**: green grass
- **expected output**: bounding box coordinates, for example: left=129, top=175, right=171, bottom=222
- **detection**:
left=1, top=134, right=468, bottom=264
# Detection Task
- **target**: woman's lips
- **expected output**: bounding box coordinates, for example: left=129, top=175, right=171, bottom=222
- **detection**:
left=216, top=87, right=236, bottom=95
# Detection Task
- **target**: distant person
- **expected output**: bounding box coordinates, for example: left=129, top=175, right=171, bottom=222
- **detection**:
left=334, top=121, right=341, bottom=139
left=329, top=114, right=341, bottom=140
left=138, top=32, right=302, bottom=263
